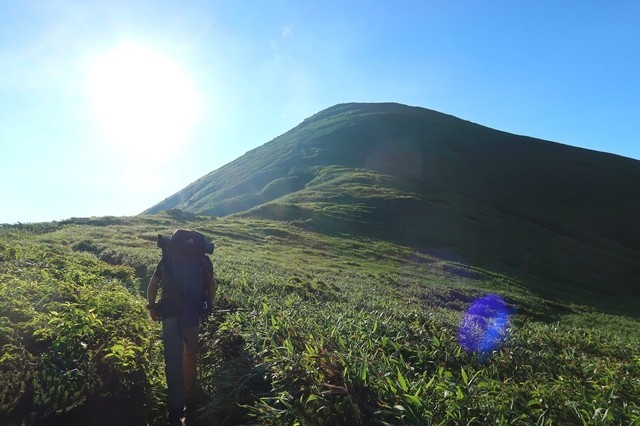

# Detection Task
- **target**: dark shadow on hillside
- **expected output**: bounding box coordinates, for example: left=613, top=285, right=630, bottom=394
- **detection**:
left=190, top=297, right=270, bottom=425
left=4, top=373, right=152, bottom=426
left=290, top=203, right=640, bottom=319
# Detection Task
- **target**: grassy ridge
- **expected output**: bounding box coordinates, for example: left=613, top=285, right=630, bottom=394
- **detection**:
left=1, top=214, right=639, bottom=424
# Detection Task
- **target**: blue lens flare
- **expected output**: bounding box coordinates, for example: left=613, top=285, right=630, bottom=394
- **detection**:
left=458, top=294, right=510, bottom=358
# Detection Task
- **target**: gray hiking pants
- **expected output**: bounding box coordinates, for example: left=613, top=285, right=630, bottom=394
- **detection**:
left=162, top=317, right=199, bottom=412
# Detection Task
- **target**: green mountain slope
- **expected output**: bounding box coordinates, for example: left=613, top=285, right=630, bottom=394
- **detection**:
left=144, top=102, right=640, bottom=309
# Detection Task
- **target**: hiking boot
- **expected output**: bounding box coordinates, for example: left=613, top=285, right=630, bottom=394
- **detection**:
left=168, top=407, right=185, bottom=426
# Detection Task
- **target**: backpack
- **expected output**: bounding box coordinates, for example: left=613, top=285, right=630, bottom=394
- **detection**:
left=156, top=229, right=214, bottom=322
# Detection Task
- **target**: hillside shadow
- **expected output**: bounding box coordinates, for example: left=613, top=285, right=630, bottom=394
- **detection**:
left=295, top=209, right=640, bottom=319
left=190, top=298, right=269, bottom=425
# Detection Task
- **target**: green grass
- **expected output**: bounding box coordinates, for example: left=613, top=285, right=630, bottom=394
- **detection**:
left=1, top=213, right=639, bottom=424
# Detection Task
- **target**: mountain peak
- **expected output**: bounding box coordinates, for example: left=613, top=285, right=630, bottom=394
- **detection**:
left=144, top=102, right=640, bottom=305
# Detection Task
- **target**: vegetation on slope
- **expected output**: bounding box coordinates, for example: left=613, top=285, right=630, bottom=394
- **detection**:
left=143, top=102, right=640, bottom=314
left=1, top=213, right=639, bottom=424
left=0, top=222, right=163, bottom=425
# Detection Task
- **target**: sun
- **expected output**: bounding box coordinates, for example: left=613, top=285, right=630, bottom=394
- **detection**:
left=86, top=43, right=200, bottom=162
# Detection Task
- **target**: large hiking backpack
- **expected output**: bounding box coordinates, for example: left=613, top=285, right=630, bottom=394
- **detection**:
left=156, top=229, right=214, bottom=322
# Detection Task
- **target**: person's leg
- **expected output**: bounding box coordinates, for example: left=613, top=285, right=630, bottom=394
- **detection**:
left=162, top=317, right=185, bottom=419
left=182, top=325, right=200, bottom=401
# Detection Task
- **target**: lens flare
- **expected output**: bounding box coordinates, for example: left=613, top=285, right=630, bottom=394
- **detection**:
left=458, top=294, right=510, bottom=358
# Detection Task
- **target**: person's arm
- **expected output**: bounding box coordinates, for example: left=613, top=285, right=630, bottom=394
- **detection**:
left=147, top=275, right=161, bottom=321
left=208, top=273, right=217, bottom=307
left=204, top=257, right=216, bottom=307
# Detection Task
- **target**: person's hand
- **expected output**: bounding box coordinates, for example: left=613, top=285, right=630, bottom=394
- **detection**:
left=149, top=305, right=160, bottom=321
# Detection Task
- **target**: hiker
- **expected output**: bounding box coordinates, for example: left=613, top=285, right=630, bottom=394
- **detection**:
left=147, top=229, right=216, bottom=426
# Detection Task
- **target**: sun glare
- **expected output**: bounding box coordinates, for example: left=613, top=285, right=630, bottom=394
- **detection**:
left=86, top=43, right=200, bottom=162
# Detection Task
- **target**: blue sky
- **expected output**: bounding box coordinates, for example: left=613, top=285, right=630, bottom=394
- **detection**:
left=1, top=1, right=638, bottom=224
